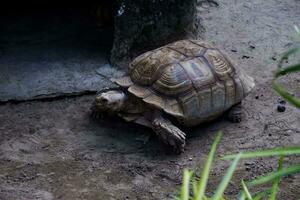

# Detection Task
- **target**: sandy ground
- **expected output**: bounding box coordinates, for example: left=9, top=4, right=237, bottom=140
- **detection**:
left=1, top=0, right=300, bottom=199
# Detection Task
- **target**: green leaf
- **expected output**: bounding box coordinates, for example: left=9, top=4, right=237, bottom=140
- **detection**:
left=192, top=180, right=198, bottom=199
left=241, top=180, right=253, bottom=200
left=273, top=60, right=300, bottom=108
left=211, top=153, right=242, bottom=200
left=294, top=25, right=300, bottom=34
left=179, top=169, right=194, bottom=200
left=277, top=47, right=300, bottom=68
left=274, top=62, right=300, bottom=78
left=272, top=78, right=300, bottom=108
left=195, top=131, right=222, bottom=200
left=247, top=164, right=300, bottom=187
left=252, top=189, right=271, bottom=200
left=238, top=192, right=246, bottom=200
left=268, top=156, right=284, bottom=200
left=221, top=146, right=300, bottom=160
left=273, top=40, right=300, bottom=108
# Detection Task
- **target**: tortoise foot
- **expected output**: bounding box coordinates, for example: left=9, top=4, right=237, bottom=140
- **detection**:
left=152, top=117, right=186, bottom=154
left=227, top=103, right=242, bottom=123
left=90, top=105, right=105, bottom=120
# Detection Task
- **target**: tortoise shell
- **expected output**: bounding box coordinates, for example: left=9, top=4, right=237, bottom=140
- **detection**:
left=113, top=40, right=255, bottom=126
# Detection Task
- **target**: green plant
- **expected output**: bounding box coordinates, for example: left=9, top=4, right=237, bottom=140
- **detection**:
left=175, top=132, right=300, bottom=200
left=272, top=25, right=300, bottom=108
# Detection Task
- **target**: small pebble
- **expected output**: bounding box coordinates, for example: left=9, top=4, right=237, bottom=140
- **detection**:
left=277, top=104, right=286, bottom=112
left=279, top=99, right=286, bottom=105
left=245, top=167, right=251, bottom=171
left=242, top=55, right=250, bottom=59
left=255, top=95, right=259, bottom=99
left=189, top=157, right=193, bottom=161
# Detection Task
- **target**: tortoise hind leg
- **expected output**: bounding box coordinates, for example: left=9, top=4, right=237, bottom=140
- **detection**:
left=151, top=114, right=186, bottom=154
left=227, top=103, right=242, bottom=123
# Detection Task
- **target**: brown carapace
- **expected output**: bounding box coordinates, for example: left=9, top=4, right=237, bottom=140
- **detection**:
left=93, top=40, right=255, bottom=153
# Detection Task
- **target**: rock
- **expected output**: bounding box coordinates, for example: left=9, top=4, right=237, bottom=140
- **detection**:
left=278, top=99, right=286, bottom=105
left=277, top=104, right=286, bottom=112
left=110, top=0, right=199, bottom=67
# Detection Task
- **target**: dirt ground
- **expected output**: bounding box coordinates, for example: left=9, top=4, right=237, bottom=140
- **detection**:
left=1, top=0, right=300, bottom=200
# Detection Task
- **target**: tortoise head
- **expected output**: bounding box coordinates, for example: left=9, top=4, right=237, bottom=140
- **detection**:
left=94, top=90, right=127, bottom=113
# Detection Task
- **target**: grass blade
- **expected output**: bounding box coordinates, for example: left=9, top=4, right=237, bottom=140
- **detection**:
left=192, top=179, right=198, bottom=199
left=211, top=153, right=242, bottom=200
left=295, top=25, right=300, bottom=34
left=238, top=192, right=246, bottom=200
left=272, top=78, right=300, bottom=108
left=274, top=63, right=300, bottom=78
left=273, top=37, right=300, bottom=108
left=241, top=180, right=253, bottom=200
left=195, top=131, right=222, bottom=200
left=252, top=189, right=271, bottom=200
left=268, top=156, right=284, bottom=200
left=221, top=146, right=300, bottom=160
left=247, top=164, right=300, bottom=187
left=278, top=47, right=300, bottom=68
left=179, top=169, right=193, bottom=200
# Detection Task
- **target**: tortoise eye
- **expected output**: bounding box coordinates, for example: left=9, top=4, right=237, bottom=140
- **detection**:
left=100, top=98, right=108, bottom=104
left=96, top=97, right=108, bottom=104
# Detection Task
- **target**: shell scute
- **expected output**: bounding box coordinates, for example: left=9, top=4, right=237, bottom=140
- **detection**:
left=204, top=49, right=235, bottom=80
left=152, top=64, right=193, bottom=96
left=178, top=90, right=200, bottom=118
left=167, top=40, right=207, bottom=57
left=128, top=84, right=152, bottom=98
left=129, top=47, right=186, bottom=85
left=178, top=57, right=215, bottom=89
left=111, top=76, right=133, bottom=88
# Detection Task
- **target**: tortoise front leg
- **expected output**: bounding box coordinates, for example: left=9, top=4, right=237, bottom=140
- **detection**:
left=227, top=103, right=242, bottom=123
left=151, top=113, right=186, bottom=154
left=90, top=103, right=102, bottom=119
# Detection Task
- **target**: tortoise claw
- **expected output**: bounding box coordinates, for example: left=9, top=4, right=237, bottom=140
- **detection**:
left=152, top=118, right=186, bottom=154
left=90, top=105, right=105, bottom=120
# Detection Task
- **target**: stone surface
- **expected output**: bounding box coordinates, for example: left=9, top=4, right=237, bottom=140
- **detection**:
left=111, top=0, right=199, bottom=67
left=0, top=4, right=123, bottom=101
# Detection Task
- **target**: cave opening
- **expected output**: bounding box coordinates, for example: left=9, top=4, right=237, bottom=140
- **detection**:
left=0, top=1, right=117, bottom=101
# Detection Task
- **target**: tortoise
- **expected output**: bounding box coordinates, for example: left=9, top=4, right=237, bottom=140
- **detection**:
left=92, top=40, right=255, bottom=153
